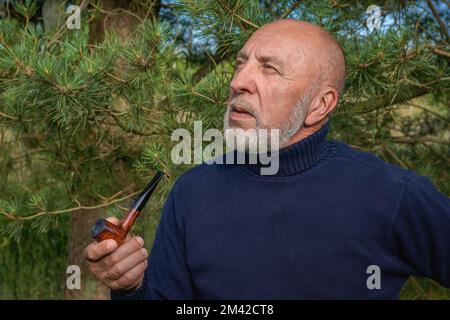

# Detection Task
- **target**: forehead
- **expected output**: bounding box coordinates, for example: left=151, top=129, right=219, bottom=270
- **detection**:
left=238, top=30, right=304, bottom=63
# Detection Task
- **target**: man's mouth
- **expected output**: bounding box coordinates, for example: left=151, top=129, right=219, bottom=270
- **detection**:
left=230, top=105, right=254, bottom=120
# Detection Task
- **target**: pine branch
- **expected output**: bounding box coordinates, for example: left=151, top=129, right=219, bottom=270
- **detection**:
left=406, top=103, right=449, bottom=122
left=392, top=136, right=450, bottom=146
left=430, top=47, right=450, bottom=59
left=0, top=111, right=18, bottom=120
left=11, top=148, right=49, bottom=161
left=109, top=113, right=161, bottom=136
left=343, top=87, right=430, bottom=115
left=190, top=88, right=217, bottom=104
left=0, top=187, right=141, bottom=221
left=217, top=0, right=260, bottom=29
left=426, top=0, right=449, bottom=42
left=383, top=145, right=410, bottom=168
left=280, top=1, right=302, bottom=19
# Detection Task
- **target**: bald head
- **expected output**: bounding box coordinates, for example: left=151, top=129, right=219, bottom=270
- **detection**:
left=251, top=19, right=346, bottom=95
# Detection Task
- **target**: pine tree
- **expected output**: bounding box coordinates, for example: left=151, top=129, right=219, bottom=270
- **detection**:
left=0, top=0, right=448, bottom=299
left=0, top=0, right=176, bottom=299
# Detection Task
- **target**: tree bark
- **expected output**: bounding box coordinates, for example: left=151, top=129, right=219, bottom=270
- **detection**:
left=88, top=0, right=161, bottom=43
left=65, top=207, right=109, bottom=299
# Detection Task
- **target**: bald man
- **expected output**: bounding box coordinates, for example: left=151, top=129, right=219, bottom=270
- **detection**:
left=85, top=20, right=450, bottom=299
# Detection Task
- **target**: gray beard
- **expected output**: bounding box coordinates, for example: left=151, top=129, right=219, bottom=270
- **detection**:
left=223, top=95, right=311, bottom=152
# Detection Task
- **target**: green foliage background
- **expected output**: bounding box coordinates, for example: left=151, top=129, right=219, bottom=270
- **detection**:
left=0, top=0, right=448, bottom=299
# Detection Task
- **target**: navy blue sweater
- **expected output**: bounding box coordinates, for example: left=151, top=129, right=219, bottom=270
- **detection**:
left=112, top=122, right=450, bottom=299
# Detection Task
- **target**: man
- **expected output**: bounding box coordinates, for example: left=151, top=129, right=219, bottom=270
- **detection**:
left=84, top=19, right=450, bottom=299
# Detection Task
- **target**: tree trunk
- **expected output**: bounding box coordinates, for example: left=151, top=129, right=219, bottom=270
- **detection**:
left=88, top=0, right=161, bottom=43
left=65, top=207, right=109, bottom=300
left=42, top=0, right=64, bottom=33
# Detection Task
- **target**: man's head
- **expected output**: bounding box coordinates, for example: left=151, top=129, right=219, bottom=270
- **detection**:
left=224, top=19, right=346, bottom=151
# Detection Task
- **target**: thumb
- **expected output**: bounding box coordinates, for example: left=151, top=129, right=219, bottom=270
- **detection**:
left=106, top=216, right=121, bottom=226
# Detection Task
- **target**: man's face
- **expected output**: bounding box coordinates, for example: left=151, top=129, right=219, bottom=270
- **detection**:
left=224, top=26, right=316, bottom=147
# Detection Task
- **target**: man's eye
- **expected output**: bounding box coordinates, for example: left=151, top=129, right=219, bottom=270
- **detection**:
left=235, top=60, right=245, bottom=67
left=263, top=64, right=278, bottom=73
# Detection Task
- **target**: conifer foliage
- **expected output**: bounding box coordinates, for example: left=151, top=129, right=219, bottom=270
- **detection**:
left=0, top=0, right=448, bottom=299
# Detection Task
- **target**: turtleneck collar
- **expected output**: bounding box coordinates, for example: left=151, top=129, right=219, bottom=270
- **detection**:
left=238, top=121, right=335, bottom=177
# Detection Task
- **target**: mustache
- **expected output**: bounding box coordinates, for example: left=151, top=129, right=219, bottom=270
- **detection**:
left=228, top=97, right=256, bottom=117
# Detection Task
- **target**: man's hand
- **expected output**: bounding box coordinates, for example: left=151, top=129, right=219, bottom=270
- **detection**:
left=84, top=217, right=149, bottom=291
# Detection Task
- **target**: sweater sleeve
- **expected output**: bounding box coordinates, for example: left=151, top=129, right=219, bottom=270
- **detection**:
left=111, top=187, right=196, bottom=300
left=389, top=175, right=450, bottom=287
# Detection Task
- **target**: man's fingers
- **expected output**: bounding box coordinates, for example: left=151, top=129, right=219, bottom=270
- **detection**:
left=105, top=246, right=148, bottom=280
left=84, top=239, right=118, bottom=262
left=113, top=260, right=148, bottom=291
left=106, top=216, right=121, bottom=226
left=84, top=217, right=147, bottom=292
left=98, top=236, right=144, bottom=269
left=85, top=217, right=120, bottom=263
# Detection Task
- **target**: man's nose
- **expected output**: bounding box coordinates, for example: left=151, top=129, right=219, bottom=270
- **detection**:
left=229, top=63, right=257, bottom=96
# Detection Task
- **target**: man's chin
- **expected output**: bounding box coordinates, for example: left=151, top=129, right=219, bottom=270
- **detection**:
left=226, top=119, right=257, bottom=131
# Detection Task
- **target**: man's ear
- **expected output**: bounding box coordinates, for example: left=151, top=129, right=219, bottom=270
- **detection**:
left=304, top=87, right=339, bottom=126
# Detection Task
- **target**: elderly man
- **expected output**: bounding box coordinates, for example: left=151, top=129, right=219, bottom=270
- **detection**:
left=84, top=19, right=450, bottom=299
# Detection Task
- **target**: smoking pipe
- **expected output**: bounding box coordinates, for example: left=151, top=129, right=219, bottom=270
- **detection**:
left=91, top=171, right=164, bottom=246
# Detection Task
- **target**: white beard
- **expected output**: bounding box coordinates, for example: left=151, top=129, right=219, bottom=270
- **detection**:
left=223, top=95, right=311, bottom=153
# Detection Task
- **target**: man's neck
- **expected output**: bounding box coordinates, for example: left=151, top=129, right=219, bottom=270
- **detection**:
left=284, top=118, right=328, bottom=148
